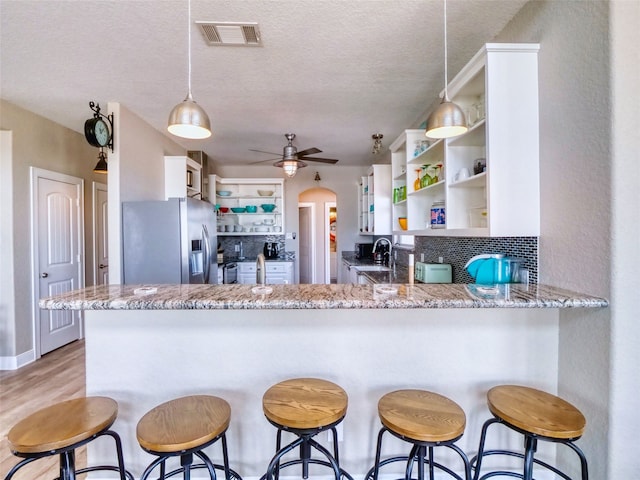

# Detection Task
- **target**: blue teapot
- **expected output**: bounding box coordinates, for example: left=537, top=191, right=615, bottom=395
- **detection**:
left=464, top=254, right=522, bottom=285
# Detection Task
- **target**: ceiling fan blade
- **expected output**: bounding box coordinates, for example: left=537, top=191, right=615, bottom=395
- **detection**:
left=249, top=148, right=281, bottom=156
left=296, top=147, right=321, bottom=157
left=299, top=157, right=339, bottom=164
left=249, top=157, right=280, bottom=165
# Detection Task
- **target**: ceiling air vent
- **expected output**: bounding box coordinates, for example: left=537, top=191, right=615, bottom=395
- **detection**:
left=196, top=22, right=262, bottom=47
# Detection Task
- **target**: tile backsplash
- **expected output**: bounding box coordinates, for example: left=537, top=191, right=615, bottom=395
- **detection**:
left=218, top=235, right=293, bottom=260
left=397, top=236, right=538, bottom=284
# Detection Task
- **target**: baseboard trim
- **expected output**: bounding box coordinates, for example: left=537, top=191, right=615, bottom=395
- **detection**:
left=0, top=348, right=36, bottom=370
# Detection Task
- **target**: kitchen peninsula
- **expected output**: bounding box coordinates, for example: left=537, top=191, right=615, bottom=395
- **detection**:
left=40, top=283, right=606, bottom=479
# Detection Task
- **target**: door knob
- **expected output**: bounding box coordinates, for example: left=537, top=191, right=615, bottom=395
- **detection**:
left=99, top=264, right=108, bottom=269
left=40, top=272, right=48, bottom=278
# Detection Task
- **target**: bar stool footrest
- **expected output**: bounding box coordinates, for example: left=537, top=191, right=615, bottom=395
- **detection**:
left=470, top=450, right=573, bottom=480
left=365, top=455, right=466, bottom=480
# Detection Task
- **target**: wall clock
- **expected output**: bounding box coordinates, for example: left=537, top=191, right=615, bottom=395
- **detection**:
left=84, top=101, right=114, bottom=151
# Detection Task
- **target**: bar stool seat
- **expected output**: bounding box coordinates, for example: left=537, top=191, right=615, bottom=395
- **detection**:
left=261, top=378, right=352, bottom=480
left=136, top=395, right=242, bottom=480
left=366, top=389, right=471, bottom=480
left=471, top=385, right=588, bottom=480
left=5, top=396, right=133, bottom=480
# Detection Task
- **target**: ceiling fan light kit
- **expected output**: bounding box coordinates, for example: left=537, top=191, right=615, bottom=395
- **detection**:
left=168, top=0, right=212, bottom=140
left=425, top=0, right=467, bottom=140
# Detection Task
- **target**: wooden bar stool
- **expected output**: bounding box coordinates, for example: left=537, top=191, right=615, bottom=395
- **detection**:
left=136, top=395, right=242, bottom=480
left=365, top=389, right=471, bottom=480
left=471, top=385, right=588, bottom=480
left=261, top=378, right=353, bottom=480
left=5, top=396, right=133, bottom=480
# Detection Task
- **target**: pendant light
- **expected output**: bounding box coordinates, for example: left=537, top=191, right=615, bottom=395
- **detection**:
left=425, top=0, right=467, bottom=140
left=93, top=148, right=108, bottom=174
left=168, top=0, right=212, bottom=139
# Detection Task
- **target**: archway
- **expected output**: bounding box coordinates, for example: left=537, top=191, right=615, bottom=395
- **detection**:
left=298, top=187, right=337, bottom=284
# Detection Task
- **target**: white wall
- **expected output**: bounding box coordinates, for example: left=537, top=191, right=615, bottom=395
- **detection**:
left=494, top=1, right=639, bottom=477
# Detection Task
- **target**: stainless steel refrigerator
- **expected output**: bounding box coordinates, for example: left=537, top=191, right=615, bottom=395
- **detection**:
left=122, top=197, right=217, bottom=284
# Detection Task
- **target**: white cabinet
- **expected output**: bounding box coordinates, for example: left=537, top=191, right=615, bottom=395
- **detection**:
left=390, top=43, right=540, bottom=237
left=238, top=262, right=257, bottom=284
left=238, top=261, right=293, bottom=284
left=358, top=164, right=392, bottom=235
left=212, top=176, right=285, bottom=236
left=164, top=156, right=202, bottom=200
left=265, top=262, right=294, bottom=284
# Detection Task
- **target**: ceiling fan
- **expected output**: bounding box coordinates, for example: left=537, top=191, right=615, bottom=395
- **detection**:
left=250, top=133, right=338, bottom=178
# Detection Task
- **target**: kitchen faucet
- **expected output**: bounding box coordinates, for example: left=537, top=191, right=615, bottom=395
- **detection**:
left=372, top=238, right=392, bottom=265
left=256, top=253, right=266, bottom=285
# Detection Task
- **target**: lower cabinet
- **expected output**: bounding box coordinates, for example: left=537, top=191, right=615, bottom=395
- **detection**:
left=238, top=261, right=294, bottom=284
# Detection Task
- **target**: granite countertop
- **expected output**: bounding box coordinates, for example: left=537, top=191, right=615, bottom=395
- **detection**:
left=40, top=283, right=608, bottom=311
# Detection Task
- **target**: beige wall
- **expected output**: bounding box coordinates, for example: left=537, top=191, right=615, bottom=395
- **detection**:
left=494, top=1, right=639, bottom=478
left=0, top=99, right=101, bottom=357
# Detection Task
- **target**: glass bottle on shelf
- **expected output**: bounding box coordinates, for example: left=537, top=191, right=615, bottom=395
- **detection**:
left=414, top=169, right=422, bottom=191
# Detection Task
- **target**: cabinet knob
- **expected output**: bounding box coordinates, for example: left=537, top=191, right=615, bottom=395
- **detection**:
left=40, top=272, right=48, bottom=278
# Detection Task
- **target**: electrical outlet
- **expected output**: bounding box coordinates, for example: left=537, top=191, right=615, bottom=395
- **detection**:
left=420, top=253, right=425, bottom=262
left=235, top=245, right=240, bottom=252
left=438, top=256, right=443, bottom=263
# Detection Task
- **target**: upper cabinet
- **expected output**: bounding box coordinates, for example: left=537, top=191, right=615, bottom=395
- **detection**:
left=358, top=164, right=392, bottom=235
left=390, top=43, right=540, bottom=237
left=164, top=155, right=202, bottom=200
left=211, top=176, right=285, bottom=236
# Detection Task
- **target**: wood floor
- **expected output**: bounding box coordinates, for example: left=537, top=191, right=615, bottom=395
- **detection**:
left=0, top=340, right=86, bottom=479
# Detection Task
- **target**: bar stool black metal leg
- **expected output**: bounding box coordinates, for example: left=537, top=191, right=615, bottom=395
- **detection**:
left=372, top=428, right=386, bottom=480
left=221, top=433, right=232, bottom=480
left=471, top=417, right=500, bottom=480
left=522, top=435, right=537, bottom=480
left=565, top=440, right=589, bottom=480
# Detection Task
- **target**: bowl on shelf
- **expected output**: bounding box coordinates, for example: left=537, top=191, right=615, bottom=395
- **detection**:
left=230, top=207, right=246, bottom=213
left=398, top=217, right=408, bottom=230
left=217, top=191, right=232, bottom=197
left=245, top=205, right=258, bottom=213
left=261, top=204, right=276, bottom=212
left=219, top=207, right=229, bottom=214
left=263, top=218, right=275, bottom=226
left=257, top=190, right=274, bottom=197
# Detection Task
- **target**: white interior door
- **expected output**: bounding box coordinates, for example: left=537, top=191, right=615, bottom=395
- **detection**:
left=32, top=168, right=84, bottom=355
left=93, top=182, right=108, bottom=285
left=298, top=203, right=315, bottom=284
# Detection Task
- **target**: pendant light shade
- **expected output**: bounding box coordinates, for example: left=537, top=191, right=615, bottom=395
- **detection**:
left=93, top=150, right=108, bottom=173
left=425, top=96, right=468, bottom=139
left=425, top=0, right=467, bottom=140
left=168, top=92, right=212, bottom=139
left=168, top=0, right=212, bottom=140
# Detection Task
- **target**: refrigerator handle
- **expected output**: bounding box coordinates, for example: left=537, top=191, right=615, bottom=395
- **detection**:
left=202, top=224, right=211, bottom=283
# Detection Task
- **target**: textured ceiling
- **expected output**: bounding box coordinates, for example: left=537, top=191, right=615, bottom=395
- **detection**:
left=0, top=0, right=529, bottom=168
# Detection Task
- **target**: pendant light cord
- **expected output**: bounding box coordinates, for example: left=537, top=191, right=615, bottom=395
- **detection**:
left=443, top=0, right=449, bottom=100
left=187, top=0, right=192, bottom=98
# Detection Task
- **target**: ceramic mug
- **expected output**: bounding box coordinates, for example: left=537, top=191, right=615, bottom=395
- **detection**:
left=455, top=168, right=471, bottom=181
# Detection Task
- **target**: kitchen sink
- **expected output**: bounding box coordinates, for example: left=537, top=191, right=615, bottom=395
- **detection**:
left=352, top=265, right=390, bottom=272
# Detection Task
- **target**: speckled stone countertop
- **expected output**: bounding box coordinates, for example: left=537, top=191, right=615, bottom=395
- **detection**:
left=40, top=283, right=608, bottom=310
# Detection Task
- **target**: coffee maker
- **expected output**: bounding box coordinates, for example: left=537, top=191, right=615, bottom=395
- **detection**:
left=263, top=242, right=279, bottom=259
